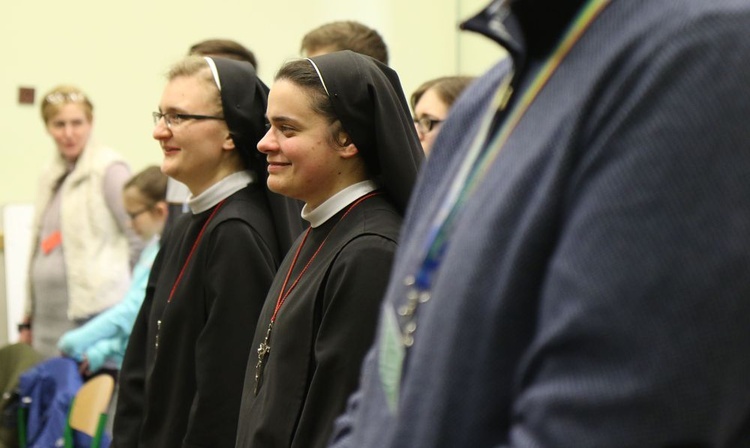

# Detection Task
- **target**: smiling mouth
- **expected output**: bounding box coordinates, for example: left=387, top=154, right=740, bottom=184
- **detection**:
left=267, top=161, right=291, bottom=167
left=267, top=162, right=290, bottom=173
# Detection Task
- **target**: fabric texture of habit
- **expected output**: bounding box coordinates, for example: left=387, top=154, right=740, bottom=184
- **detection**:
left=212, top=56, right=306, bottom=253
left=113, top=57, right=301, bottom=448
left=234, top=51, right=423, bottom=448
left=327, top=0, right=750, bottom=447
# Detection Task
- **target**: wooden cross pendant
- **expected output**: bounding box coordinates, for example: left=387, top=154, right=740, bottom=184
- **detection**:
left=254, top=322, right=273, bottom=395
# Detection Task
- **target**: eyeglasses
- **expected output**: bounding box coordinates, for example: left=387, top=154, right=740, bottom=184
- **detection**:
left=126, top=206, right=152, bottom=220
left=152, top=111, right=225, bottom=129
left=414, top=116, right=444, bottom=134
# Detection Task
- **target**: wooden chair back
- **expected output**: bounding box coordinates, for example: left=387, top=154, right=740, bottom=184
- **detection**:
left=67, top=374, right=114, bottom=437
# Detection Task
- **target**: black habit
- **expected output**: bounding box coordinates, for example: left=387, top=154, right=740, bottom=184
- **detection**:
left=237, top=193, right=402, bottom=447
left=235, top=51, right=424, bottom=448
left=115, top=185, right=280, bottom=447
left=114, top=57, right=301, bottom=448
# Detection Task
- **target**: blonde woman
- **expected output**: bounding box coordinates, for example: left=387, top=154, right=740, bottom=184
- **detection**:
left=23, top=85, right=141, bottom=359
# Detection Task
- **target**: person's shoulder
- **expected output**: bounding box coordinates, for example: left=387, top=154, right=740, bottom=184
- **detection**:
left=87, top=142, right=121, bottom=157
left=638, top=0, right=749, bottom=25
left=591, top=0, right=750, bottom=111
left=215, top=185, right=272, bottom=224
left=38, top=156, right=65, bottom=181
left=429, top=57, right=511, bottom=150
left=348, top=194, right=403, bottom=239
left=335, top=229, right=399, bottom=270
left=605, top=0, right=750, bottom=49
left=85, top=143, right=127, bottom=169
left=207, top=188, right=280, bottom=250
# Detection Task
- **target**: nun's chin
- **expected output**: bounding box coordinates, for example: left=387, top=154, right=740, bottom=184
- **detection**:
left=266, top=176, right=286, bottom=195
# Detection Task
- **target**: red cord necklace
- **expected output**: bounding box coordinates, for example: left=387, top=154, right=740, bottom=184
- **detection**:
left=155, top=199, right=226, bottom=351
left=253, top=191, right=380, bottom=394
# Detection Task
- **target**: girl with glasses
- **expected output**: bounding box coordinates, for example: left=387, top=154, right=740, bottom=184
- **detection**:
left=411, top=76, right=475, bottom=156
left=57, top=165, right=168, bottom=376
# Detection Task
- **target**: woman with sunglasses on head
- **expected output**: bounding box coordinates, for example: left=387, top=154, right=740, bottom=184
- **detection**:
left=21, top=85, right=142, bottom=360
left=235, top=50, right=423, bottom=448
left=113, top=56, right=302, bottom=448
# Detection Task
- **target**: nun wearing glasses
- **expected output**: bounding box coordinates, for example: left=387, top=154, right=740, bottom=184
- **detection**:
left=113, top=55, right=302, bottom=448
left=235, top=51, right=423, bottom=448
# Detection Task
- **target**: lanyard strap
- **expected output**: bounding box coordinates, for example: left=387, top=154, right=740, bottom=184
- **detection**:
left=168, top=199, right=226, bottom=302
left=415, top=0, right=610, bottom=290
left=270, top=191, right=381, bottom=323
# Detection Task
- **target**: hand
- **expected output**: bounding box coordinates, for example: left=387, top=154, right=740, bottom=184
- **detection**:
left=78, top=356, right=92, bottom=376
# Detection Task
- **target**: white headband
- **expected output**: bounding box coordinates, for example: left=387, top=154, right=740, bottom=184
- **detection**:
left=204, top=57, right=222, bottom=91
left=306, top=58, right=330, bottom=96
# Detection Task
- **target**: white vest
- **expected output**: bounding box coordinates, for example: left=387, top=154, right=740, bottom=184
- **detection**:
left=27, top=142, right=131, bottom=319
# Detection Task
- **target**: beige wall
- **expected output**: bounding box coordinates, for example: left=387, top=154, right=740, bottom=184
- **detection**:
left=2, top=0, right=504, bottom=205
left=0, top=0, right=506, bottom=343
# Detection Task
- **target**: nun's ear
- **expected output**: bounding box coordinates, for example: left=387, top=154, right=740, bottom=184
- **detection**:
left=337, top=131, right=359, bottom=159
left=222, top=133, right=237, bottom=151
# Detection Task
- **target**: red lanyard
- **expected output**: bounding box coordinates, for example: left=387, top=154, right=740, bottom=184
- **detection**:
left=269, top=191, right=380, bottom=323
left=168, top=199, right=226, bottom=302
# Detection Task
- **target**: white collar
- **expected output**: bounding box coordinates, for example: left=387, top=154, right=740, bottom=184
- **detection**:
left=188, top=170, right=256, bottom=214
left=302, top=180, right=378, bottom=228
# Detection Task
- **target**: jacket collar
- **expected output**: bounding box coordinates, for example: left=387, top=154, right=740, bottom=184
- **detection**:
left=45, top=141, right=98, bottom=190
left=460, top=0, right=588, bottom=64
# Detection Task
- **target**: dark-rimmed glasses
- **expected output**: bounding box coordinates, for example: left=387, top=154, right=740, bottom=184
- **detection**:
left=153, top=111, right=224, bottom=128
left=126, top=206, right=152, bottom=220
left=414, top=116, right=444, bottom=134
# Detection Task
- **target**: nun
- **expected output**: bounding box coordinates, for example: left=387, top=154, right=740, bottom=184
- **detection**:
left=235, top=50, right=424, bottom=448
left=113, top=56, right=303, bottom=448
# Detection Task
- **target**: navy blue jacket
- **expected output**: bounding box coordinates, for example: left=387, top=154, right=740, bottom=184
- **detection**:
left=330, top=0, right=750, bottom=446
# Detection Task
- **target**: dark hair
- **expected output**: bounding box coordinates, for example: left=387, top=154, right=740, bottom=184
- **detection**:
left=125, top=165, right=168, bottom=205
left=410, top=76, right=475, bottom=111
left=189, top=38, right=258, bottom=70
left=275, top=59, right=346, bottom=147
left=300, top=21, right=389, bottom=65
left=276, top=60, right=335, bottom=119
